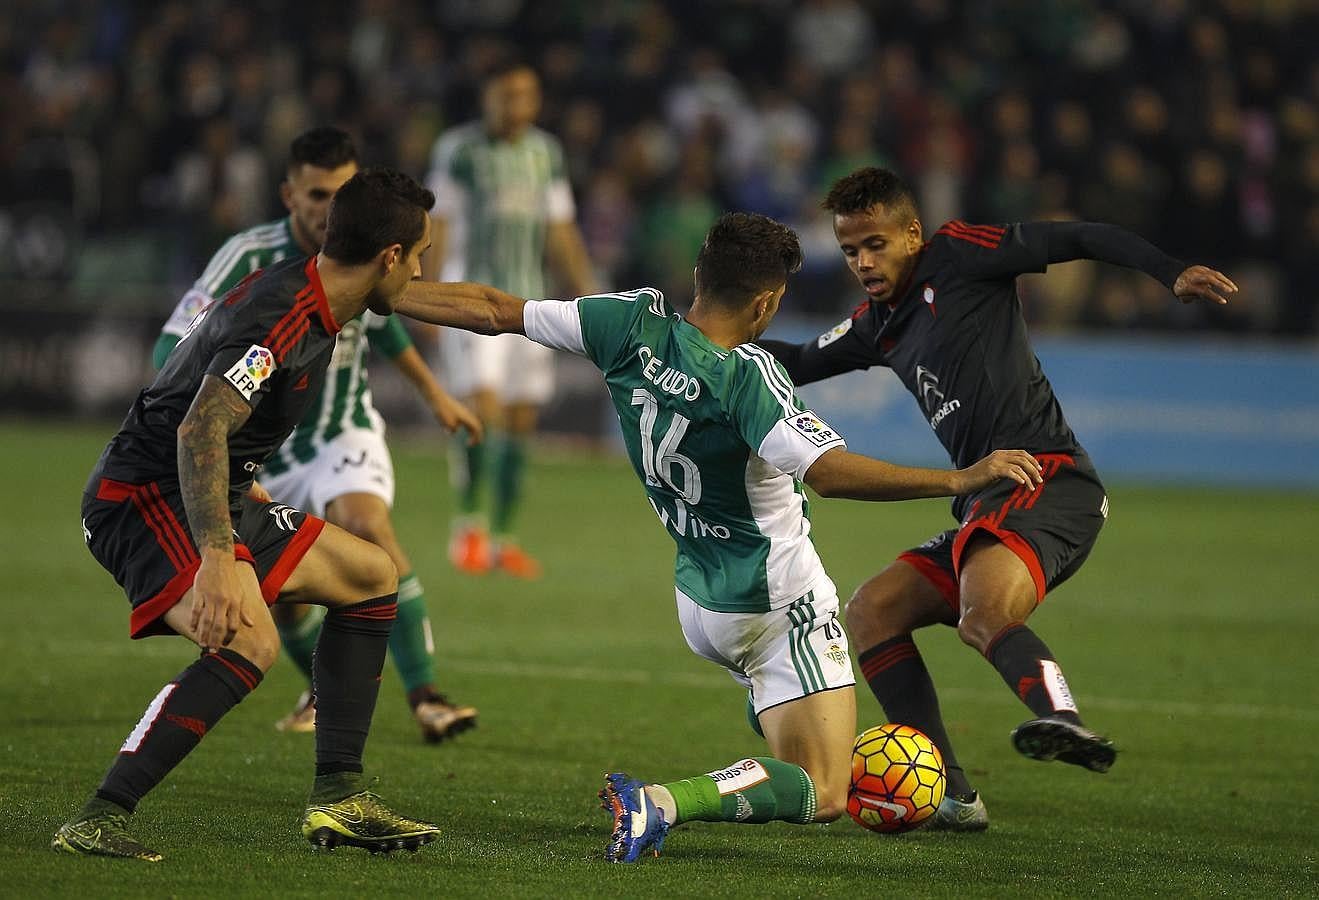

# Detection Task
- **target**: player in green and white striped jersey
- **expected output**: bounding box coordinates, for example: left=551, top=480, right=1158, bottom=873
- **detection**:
left=423, top=61, right=596, bottom=579
left=154, top=128, right=484, bottom=744
left=395, top=213, right=1042, bottom=861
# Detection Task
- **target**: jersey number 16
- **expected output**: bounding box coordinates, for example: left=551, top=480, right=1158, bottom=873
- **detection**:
left=631, top=388, right=702, bottom=504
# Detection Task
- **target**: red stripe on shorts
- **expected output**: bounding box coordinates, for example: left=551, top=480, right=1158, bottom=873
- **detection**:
left=258, top=515, right=326, bottom=603
left=897, top=550, right=961, bottom=613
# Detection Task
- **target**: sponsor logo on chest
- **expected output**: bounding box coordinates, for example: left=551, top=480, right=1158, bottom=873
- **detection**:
left=649, top=497, right=730, bottom=540
left=915, top=364, right=961, bottom=430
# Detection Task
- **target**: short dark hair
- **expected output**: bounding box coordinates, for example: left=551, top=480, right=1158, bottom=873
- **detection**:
left=695, top=213, right=803, bottom=307
left=323, top=168, right=434, bottom=264
left=288, top=126, right=357, bottom=173
left=822, top=167, right=918, bottom=221
left=486, top=57, right=536, bottom=83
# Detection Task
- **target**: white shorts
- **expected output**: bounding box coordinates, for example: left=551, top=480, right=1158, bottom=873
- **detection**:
left=676, top=587, right=856, bottom=714
left=440, top=328, right=555, bottom=405
left=259, top=429, right=395, bottom=517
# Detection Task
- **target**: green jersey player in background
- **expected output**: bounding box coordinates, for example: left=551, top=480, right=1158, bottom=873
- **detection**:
left=154, top=127, right=483, bottom=743
left=394, top=213, right=1042, bottom=862
left=422, top=60, right=596, bottom=579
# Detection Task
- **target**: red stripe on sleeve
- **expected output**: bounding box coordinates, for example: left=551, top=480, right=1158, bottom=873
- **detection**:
left=947, top=219, right=1006, bottom=238
left=271, top=319, right=311, bottom=363
left=263, top=292, right=316, bottom=355
left=935, top=227, right=1001, bottom=250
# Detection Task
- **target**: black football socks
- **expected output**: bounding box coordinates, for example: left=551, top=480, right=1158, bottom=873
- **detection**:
left=94, top=648, right=264, bottom=813
left=858, top=635, right=974, bottom=800
left=985, top=622, right=1083, bottom=725
left=310, top=593, right=397, bottom=800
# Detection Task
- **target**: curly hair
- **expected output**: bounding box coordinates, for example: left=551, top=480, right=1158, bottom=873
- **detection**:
left=822, top=167, right=918, bottom=221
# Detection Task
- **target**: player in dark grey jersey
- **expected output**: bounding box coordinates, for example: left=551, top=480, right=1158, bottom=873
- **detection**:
left=55, top=170, right=446, bottom=862
left=761, top=167, right=1236, bottom=831
left=390, top=211, right=1044, bottom=862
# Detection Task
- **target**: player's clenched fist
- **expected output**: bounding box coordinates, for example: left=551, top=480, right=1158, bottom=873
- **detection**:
left=955, top=449, right=1043, bottom=494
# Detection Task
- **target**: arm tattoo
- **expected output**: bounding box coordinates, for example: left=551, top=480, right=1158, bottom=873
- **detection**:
left=178, top=374, right=253, bottom=553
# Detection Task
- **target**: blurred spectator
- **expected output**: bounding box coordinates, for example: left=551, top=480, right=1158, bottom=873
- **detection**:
left=635, top=140, right=719, bottom=306
left=1, top=0, right=1313, bottom=336
left=171, top=116, right=266, bottom=250
left=789, top=0, right=876, bottom=79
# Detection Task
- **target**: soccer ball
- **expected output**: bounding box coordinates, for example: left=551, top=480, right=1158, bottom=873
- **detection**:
left=847, top=723, right=946, bottom=833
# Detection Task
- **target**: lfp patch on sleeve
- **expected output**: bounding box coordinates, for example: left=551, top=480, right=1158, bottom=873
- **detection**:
left=817, top=317, right=852, bottom=348
left=224, top=344, right=276, bottom=400
left=705, top=758, right=770, bottom=796
left=789, top=410, right=841, bottom=447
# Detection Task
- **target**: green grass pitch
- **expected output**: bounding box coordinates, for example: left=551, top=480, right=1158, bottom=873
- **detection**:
left=1, top=420, right=1316, bottom=897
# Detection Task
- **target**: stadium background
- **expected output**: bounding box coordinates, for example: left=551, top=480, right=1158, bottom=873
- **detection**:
left=2, top=0, right=1317, bottom=485
left=1, top=2, right=1317, bottom=895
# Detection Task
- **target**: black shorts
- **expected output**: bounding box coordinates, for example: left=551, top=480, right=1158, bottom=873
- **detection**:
left=897, top=454, right=1107, bottom=611
left=81, top=477, right=325, bottom=638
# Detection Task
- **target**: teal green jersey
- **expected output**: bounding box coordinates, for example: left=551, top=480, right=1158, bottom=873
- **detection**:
left=425, top=123, right=576, bottom=297
left=153, top=217, right=415, bottom=475
left=524, top=289, right=847, bottom=613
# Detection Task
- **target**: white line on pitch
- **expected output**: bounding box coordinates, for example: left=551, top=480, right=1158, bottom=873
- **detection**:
left=45, top=641, right=1319, bottom=725
left=441, top=657, right=1319, bottom=724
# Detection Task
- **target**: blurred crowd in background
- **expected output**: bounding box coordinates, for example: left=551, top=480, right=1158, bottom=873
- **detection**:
left=3, top=0, right=1316, bottom=335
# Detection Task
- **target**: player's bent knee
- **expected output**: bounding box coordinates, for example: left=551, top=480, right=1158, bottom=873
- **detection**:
left=955, top=609, right=1002, bottom=655
left=228, top=618, right=281, bottom=672
left=335, top=510, right=393, bottom=546
left=358, top=542, right=398, bottom=597
left=843, top=583, right=883, bottom=628
left=845, top=581, right=908, bottom=639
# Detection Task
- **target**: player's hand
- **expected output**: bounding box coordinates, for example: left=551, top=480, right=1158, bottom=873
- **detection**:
left=246, top=481, right=272, bottom=503
left=433, top=392, right=485, bottom=446
left=1174, top=265, right=1237, bottom=305
left=955, top=450, right=1043, bottom=494
left=190, top=550, right=255, bottom=651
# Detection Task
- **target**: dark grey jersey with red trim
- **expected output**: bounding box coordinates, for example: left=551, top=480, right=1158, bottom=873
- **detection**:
left=763, top=220, right=1185, bottom=483
left=88, top=255, right=342, bottom=502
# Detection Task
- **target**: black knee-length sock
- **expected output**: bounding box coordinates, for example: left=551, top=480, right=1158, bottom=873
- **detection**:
left=312, top=594, right=397, bottom=780
left=95, top=648, right=263, bottom=813
left=857, top=635, right=974, bottom=799
left=985, top=623, right=1082, bottom=724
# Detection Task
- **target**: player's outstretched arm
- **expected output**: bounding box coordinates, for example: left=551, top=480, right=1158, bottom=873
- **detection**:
left=396, top=281, right=528, bottom=336
left=804, top=447, right=1042, bottom=501
left=1028, top=221, right=1238, bottom=305
left=759, top=332, right=876, bottom=387
left=178, top=374, right=256, bottom=651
